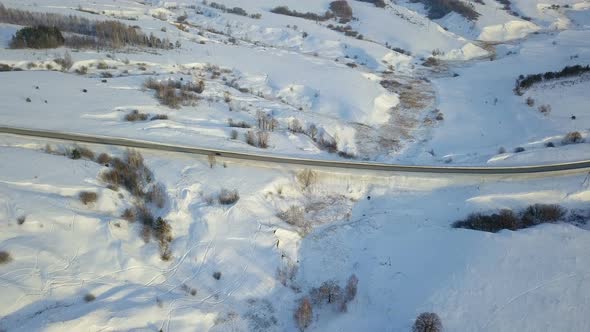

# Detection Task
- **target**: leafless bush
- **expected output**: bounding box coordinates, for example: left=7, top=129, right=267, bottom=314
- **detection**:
left=310, top=280, right=342, bottom=306
left=17, top=215, right=26, bottom=225
left=218, top=189, right=240, bottom=205
left=453, top=209, right=519, bottom=232
left=144, top=78, right=202, bottom=108
left=538, top=104, right=551, bottom=115
left=288, top=119, right=304, bottom=133
left=277, top=261, right=298, bottom=287
left=121, top=208, right=135, bottom=222
left=246, top=130, right=257, bottom=146
left=213, top=271, right=222, bottom=280
left=454, top=204, right=568, bottom=232
left=296, top=169, right=317, bottom=190
left=230, top=129, right=238, bottom=139
left=75, top=66, right=88, bottom=75
left=100, top=150, right=152, bottom=197
left=520, top=204, right=567, bottom=227
left=96, top=153, right=111, bottom=164
left=70, top=146, right=95, bottom=160
left=257, top=131, right=269, bottom=148
left=84, top=293, right=96, bottom=302
left=125, top=110, right=148, bottom=121
left=208, top=154, right=216, bottom=168
left=256, top=111, right=278, bottom=131
left=294, top=297, right=313, bottom=331
left=317, top=136, right=338, bottom=153
left=228, top=118, right=251, bottom=128
left=150, top=114, right=168, bottom=121
left=306, top=124, right=318, bottom=140
left=343, top=274, right=358, bottom=304
left=79, top=191, right=98, bottom=205
left=277, top=206, right=305, bottom=227
left=525, top=97, right=535, bottom=107
left=413, top=312, right=442, bottom=332
left=146, top=183, right=167, bottom=208
left=329, top=1, right=353, bottom=23
left=0, top=251, right=12, bottom=264
left=96, top=61, right=108, bottom=70
left=54, top=51, right=73, bottom=71
left=153, top=217, right=172, bottom=260
left=562, top=131, right=583, bottom=145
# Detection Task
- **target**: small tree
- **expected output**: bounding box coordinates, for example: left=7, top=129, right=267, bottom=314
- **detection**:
left=412, top=312, right=442, bottom=332
left=294, top=297, right=313, bottom=331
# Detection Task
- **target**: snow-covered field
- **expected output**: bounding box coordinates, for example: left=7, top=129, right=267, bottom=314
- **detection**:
left=1, top=0, right=590, bottom=331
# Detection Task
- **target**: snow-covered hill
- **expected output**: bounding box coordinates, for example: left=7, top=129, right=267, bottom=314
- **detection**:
left=1, top=0, right=589, bottom=331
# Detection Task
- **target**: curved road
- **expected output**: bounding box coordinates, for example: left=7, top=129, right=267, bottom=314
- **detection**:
left=1, top=126, right=590, bottom=175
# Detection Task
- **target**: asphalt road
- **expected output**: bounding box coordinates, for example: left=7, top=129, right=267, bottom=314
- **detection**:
left=1, top=126, right=590, bottom=175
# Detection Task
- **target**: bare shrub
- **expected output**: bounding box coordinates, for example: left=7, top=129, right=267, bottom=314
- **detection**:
left=453, top=209, right=519, bottom=233
left=454, top=204, right=568, bottom=232
left=208, top=154, right=216, bottom=168
left=277, top=206, right=305, bottom=227
left=230, top=129, right=238, bottom=139
left=153, top=217, right=172, bottom=260
left=411, top=0, right=479, bottom=20
left=343, top=274, right=358, bottom=303
left=121, top=208, right=135, bottom=222
left=562, top=131, right=583, bottom=145
left=144, top=78, right=201, bottom=108
left=96, top=153, right=111, bottom=164
left=277, top=262, right=298, bottom=287
left=0, top=251, right=12, bottom=264
left=84, top=293, right=96, bottom=302
left=525, top=97, right=535, bottom=107
left=213, top=271, right=222, bottom=280
left=17, top=215, right=26, bottom=225
left=55, top=51, right=73, bottom=71
left=72, top=146, right=95, bottom=160
left=96, top=61, right=108, bottom=70
left=296, top=169, right=317, bottom=190
left=538, top=104, right=551, bottom=115
left=146, top=183, right=167, bottom=208
left=310, top=280, right=342, bottom=306
left=514, top=146, right=525, bottom=153
left=294, top=297, right=313, bottom=331
left=256, top=111, right=278, bottom=131
left=246, top=130, right=257, bottom=146
left=520, top=204, right=566, bottom=227
left=228, top=118, right=251, bottom=128
left=257, top=131, right=270, bottom=148
left=288, top=119, right=304, bottom=133
left=100, top=150, right=152, bottom=197
left=218, top=189, right=240, bottom=205
left=306, top=124, right=318, bottom=140
left=150, top=114, right=168, bottom=121
left=329, top=1, right=353, bottom=23
left=79, top=191, right=98, bottom=205
left=412, top=312, right=442, bottom=332
left=317, top=136, right=338, bottom=153
left=75, top=66, right=88, bottom=75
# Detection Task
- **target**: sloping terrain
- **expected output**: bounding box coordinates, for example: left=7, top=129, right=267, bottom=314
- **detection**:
left=1, top=1, right=590, bottom=331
